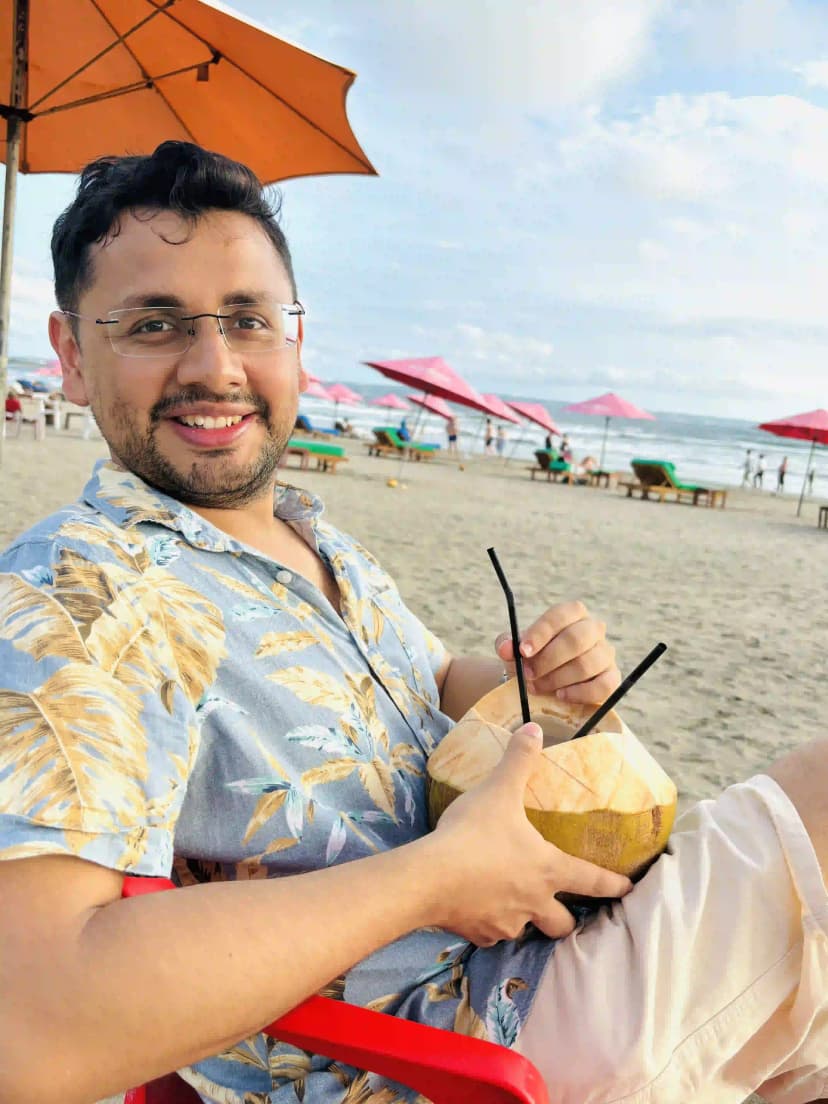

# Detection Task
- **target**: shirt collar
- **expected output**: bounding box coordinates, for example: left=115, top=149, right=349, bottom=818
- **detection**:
left=81, top=460, right=325, bottom=553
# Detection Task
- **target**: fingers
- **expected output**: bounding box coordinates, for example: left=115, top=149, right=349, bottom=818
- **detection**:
left=556, top=851, right=633, bottom=901
left=554, top=666, right=621, bottom=705
left=488, top=723, right=542, bottom=792
left=518, top=601, right=591, bottom=659
left=494, top=602, right=620, bottom=705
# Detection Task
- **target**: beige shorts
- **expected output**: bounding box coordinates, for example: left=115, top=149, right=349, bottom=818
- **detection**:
left=515, top=775, right=828, bottom=1104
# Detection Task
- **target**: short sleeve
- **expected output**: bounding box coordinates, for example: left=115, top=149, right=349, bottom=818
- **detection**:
left=0, top=531, right=217, bottom=875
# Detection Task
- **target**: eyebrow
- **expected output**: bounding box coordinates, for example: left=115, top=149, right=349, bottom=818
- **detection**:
left=115, top=290, right=282, bottom=310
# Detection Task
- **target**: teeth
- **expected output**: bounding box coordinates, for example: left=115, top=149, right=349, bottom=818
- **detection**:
left=179, top=414, right=244, bottom=428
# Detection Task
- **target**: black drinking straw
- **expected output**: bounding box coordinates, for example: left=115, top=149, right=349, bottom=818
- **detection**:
left=487, top=547, right=532, bottom=726
left=571, top=641, right=668, bottom=740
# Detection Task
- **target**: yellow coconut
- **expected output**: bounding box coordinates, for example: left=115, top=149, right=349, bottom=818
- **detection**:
left=427, top=679, right=677, bottom=879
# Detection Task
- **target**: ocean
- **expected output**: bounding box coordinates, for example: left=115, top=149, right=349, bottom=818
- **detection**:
left=300, top=382, right=827, bottom=499
left=11, top=362, right=825, bottom=498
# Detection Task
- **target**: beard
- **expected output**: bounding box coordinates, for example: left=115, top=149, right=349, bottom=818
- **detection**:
left=95, top=387, right=294, bottom=509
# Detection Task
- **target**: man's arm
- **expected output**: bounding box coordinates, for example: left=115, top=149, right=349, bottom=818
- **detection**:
left=436, top=600, right=621, bottom=721
left=0, top=726, right=631, bottom=1104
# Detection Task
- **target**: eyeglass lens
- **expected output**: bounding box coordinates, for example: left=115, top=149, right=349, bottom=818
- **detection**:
left=103, top=303, right=300, bottom=358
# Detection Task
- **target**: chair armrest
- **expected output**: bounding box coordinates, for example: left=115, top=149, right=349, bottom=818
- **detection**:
left=121, top=876, right=548, bottom=1104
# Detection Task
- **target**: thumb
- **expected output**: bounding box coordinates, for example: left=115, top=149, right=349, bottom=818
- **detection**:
left=493, top=723, right=543, bottom=791
left=494, top=631, right=515, bottom=662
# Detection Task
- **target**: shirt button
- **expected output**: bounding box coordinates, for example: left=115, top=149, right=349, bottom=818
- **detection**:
left=276, top=569, right=293, bottom=585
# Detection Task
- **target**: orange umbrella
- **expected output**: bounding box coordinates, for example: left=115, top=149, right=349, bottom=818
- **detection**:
left=0, top=0, right=376, bottom=459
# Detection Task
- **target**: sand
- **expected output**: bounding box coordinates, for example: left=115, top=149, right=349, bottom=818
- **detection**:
left=4, top=428, right=822, bottom=812
left=2, top=427, right=825, bottom=1101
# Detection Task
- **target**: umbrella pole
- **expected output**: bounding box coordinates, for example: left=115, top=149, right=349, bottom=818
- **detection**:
left=796, top=438, right=816, bottom=518
left=0, top=0, right=30, bottom=469
left=598, top=416, right=610, bottom=471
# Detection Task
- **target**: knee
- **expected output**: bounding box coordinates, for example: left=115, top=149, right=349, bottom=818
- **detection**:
left=767, top=739, right=828, bottom=880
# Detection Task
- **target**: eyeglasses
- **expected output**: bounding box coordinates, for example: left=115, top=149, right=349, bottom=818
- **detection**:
left=62, top=301, right=305, bottom=359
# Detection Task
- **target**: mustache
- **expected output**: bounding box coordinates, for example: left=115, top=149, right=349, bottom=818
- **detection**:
left=151, top=389, right=270, bottom=421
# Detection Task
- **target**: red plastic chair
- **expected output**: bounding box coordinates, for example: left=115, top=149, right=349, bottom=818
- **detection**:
left=121, top=875, right=549, bottom=1104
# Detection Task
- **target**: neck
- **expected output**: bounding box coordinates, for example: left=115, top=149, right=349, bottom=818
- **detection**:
left=188, top=486, right=280, bottom=545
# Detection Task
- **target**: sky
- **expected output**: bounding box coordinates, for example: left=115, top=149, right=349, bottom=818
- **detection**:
left=6, top=0, right=828, bottom=419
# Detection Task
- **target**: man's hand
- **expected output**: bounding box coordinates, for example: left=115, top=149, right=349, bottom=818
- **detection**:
left=496, top=600, right=620, bottom=705
left=427, top=723, right=632, bottom=943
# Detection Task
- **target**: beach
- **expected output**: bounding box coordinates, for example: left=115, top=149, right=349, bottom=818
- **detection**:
left=2, top=428, right=825, bottom=1103
left=2, top=428, right=825, bottom=809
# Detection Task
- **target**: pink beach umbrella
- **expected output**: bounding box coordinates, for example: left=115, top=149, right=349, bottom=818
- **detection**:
left=325, top=382, right=363, bottom=423
left=372, top=393, right=412, bottom=411
left=506, top=401, right=561, bottom=439
left=407, top=393, right=454, bottom=420
left=303, top=379, right=334, bottom=400
left=326, top=383, right=364, bottom=406
left=759, top=408, right=828, bottom=517
left=364, top=356, right=500, bottom=417
left=480, top=394, right=522, bottom=425
left=564, top=391, right=655, bottom=471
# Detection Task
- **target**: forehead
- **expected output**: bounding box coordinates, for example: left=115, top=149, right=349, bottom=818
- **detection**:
left=82, top=209, right=292, bottom=307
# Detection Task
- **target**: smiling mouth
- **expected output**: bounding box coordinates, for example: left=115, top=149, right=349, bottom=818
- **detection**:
left=173, top=413, right=250, bottom=429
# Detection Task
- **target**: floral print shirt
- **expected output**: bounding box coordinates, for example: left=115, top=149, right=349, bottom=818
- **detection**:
left=0, top=462, right=555, bottom=1103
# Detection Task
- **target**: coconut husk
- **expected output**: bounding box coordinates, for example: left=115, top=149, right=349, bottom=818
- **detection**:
left=427, top=679, right=677, bottom=879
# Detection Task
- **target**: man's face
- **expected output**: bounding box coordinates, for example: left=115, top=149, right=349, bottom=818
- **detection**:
left=50, top=209, right=306, bottom=509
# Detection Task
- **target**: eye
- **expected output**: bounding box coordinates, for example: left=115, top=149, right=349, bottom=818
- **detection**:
left=133, top=317, right=176, bottom=335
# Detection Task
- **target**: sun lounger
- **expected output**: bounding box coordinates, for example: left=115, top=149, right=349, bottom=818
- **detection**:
left=528, top=450, right=574, bottom=482
left=281, top=438, right=349, bottom=473
left=366, top=427, right=440, bottom=460
left=618, top=459, right=727, bottom=508
left=294, top=413, right=342, bottom=439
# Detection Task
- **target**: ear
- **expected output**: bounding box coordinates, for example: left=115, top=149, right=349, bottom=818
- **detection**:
left=295, top=313, right=308, bottom=394
left=49, top=312, right=89, bottom=407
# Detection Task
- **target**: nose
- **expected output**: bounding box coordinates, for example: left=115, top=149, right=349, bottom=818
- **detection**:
left=173, top=316, right=246, bottom=391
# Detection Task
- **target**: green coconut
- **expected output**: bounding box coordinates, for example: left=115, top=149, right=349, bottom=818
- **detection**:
left=427, top=679, right=676, bottom=879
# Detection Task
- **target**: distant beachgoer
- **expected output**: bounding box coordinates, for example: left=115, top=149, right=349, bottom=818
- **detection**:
left=742, top=449, right=753, bottom=487
left=753, top=453, right=765, bottom=489
left=446, top=415, right=459, bottom=455
left=398, top=417, right=411, bottom=442
left=776, top=457, right=788, bottom=493
left=560, top=434, right=572, bottom=463
left=544, top=432, right=553, bottom=450
left=496, top=424, right=507, bottom=456
left=807, top=465, right=816, bottom=494
left=484, top=418, right=494, bottom=454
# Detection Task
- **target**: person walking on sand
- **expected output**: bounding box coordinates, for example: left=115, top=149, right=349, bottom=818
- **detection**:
left=496, top=423, right=507, bottom=456
left=1, top=142, right=827, bottom=1104
left=777, top=456, right=788, bottom=493
left=742, top=448, right=753, bottom=487
left=484, top=417, right=494, bottom=454
left=446, top=413, right=459, bottom=456
left=807, top=465, right=816, bottom=495
left=753, top=452, right=765, bottom=489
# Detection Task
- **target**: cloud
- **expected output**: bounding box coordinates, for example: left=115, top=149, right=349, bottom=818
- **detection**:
left=793, top=58, right=828, bottom=89
left=455, top=323, right=554, bottom=378
left=560, top=92, right=828, bottom=206
left=273, top=0, right=666, bottom=114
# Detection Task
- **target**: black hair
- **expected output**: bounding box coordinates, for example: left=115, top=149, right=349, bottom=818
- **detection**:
left=51, top=141, right=296, bottom=313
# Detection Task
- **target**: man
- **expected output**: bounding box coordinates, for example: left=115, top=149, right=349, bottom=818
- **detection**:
left=0, top=144, right=825, bottom=1104
left=778, top=456, right=789, bottom=493
left=742, top=447, right=753, bottom=487
left=754, top=452, right=766, bottom=489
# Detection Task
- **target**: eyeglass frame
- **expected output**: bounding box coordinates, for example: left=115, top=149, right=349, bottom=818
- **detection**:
left=59, top=300, right=306, bottom=359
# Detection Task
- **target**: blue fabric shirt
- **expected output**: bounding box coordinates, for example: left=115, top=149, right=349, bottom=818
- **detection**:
left=0, top=462, right=556, bottom=1102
